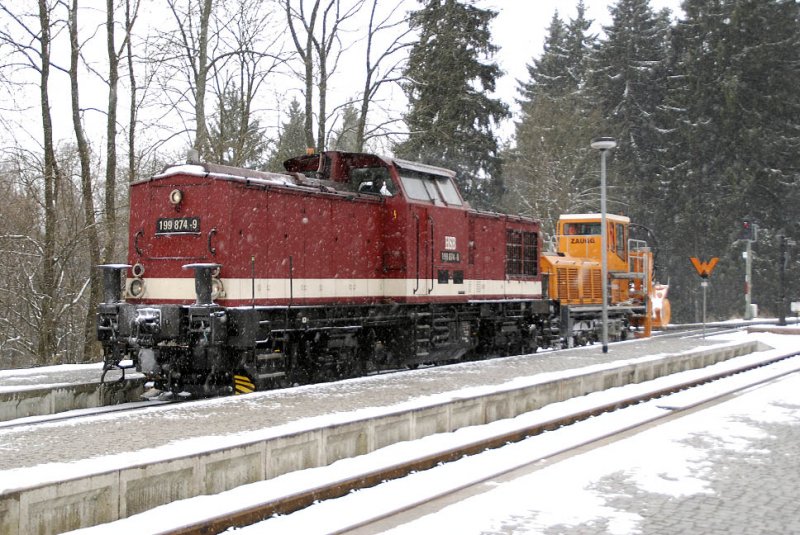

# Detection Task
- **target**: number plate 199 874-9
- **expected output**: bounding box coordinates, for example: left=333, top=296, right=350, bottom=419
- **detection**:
left=156, top=217, right=201, bottom=234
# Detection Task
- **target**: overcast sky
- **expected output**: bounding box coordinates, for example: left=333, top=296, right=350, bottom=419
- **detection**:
left=479, top=0, right=684, bottom=118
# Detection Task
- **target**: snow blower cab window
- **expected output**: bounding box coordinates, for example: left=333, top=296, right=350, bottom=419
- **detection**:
left=565, top=222, right=601, bottom=236
left=350, top=167, right=394, bottom=196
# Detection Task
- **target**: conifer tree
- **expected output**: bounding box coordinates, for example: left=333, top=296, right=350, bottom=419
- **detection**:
left=586, top=0, right=672, bottom=227
left=208, top=84, right=267, bottom=168
left=330, top=104, right=360, bottom=153
left=504, top=3, right=601, bottom=238
left=664, top=0, right=800, bottom=319
left=394, top=0, right=508, bottom=208
left=267, top=98, right=308, bottom=171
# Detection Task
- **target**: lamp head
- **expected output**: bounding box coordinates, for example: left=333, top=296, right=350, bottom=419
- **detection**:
left=591, top=137, right=617, bottom=151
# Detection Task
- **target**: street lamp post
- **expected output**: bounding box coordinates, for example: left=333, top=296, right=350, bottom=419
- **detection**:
left=591, top=137, right=617, bottom=353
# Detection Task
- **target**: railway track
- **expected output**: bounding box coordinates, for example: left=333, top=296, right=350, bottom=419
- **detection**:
left=0, top=321, right=785, bottom=430
left=103, top=343, right=800, bottom=534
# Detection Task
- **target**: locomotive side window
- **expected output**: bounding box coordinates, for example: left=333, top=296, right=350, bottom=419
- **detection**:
left=436, top=177, right=462, bottom=206
left=400, top=174, right=434, bottom=202
left=399, top=170, right=462, bottom=206
left=506, top=230, right=538, bottom=277
left=615, top=222, right=627, bottom=260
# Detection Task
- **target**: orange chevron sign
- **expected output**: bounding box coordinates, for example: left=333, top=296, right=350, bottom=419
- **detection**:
left=690, top=257, right=719, bottom=278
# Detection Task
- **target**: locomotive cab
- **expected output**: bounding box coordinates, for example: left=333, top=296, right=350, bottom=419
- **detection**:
left=558, top=213, right=632, bottom=282
left=284, top=151, right=396, bottom=195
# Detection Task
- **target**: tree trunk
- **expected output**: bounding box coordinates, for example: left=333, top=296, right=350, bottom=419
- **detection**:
left=69, top=0, right=102, bottom=361
left=285, top=0, right=320, bottom=153
left=126, top=0, right=137, bottom=183
left=104, top=0, right=118, bottom=264
left=194, top=0, right=213, bottom=155
left=37, top=0, right=60, bottom=364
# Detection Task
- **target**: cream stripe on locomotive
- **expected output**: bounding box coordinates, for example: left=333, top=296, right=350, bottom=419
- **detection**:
left=127, top=277, right=542, bottom=301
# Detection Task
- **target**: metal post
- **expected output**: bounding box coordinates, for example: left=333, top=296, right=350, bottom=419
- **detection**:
left=591, top=137, right=616, bottom=353
left=702, top=279, right=708, bottom=338
left=744, top=239, right=752, bottom=320
left=600, top=150, right=609, bottom=353
left=779, top=235, right=787, bottom=326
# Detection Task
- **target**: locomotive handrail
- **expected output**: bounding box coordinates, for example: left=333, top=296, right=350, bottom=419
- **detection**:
left=413, top=213, right=420, bottom=294
left=428, top=215, right=435, bottom=294
left=208, top=228, right=218, bottom=256
left=134, top=230, right=144, bottom=256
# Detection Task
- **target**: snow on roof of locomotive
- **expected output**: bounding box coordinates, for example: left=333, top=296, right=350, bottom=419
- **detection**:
left=150, top=163, right=297, bottom=187
left=146, top=153, right=458, bottom=193
left=390, top=157, right=456, bottom=179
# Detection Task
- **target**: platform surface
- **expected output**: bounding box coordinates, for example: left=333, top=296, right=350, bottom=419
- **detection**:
left=0, top=335, right=728, bottom=473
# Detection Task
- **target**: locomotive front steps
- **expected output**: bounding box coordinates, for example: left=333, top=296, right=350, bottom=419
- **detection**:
left=0, top=338, right=780, bottom=534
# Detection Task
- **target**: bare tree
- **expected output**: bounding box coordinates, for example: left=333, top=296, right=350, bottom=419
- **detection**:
left=284, top=0, right=320, bottom=151
left=284, top=0, right=365, bottom=153
left=355, top=0, right=411, bottom=151
left=104, top=0, right=141, bottom=261
left=124, top=0, right=139, bottom=184
left=157, top=0, right=216, bottom=156
left=66, top=0, right=102, bottom=360
left=207, top=0, right=288, bottom=167
left=194, top=0, right=213, bottom=154
left=0, top=1, right=65, bottom=362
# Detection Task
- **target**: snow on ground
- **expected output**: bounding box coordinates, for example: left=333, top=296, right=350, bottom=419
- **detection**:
left=0, top=332, right=762, bottom=492
left=239, top=333, right=800, bottom=534
left=374, top=383, right=799, bottom=535
left=63, top=330, right=800, bottom=534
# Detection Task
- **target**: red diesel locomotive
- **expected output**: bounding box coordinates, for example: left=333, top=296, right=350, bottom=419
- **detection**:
left=97, top=150, right=661, bottom=399
left=98, top=151, right=551, bottom=397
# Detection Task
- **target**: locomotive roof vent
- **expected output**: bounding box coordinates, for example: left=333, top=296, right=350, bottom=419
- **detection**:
left=187, top=149, right=201, bottom=164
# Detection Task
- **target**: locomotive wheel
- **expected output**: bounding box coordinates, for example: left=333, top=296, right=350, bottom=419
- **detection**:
left=233, top=373, right=256, bottom=395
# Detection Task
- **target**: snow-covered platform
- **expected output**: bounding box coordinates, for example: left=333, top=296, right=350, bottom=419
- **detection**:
left=0, top=363, right=144, bottom=421
left=0, top=362, right=108, bottom=392
left=0, top=332, right=792, bottom=534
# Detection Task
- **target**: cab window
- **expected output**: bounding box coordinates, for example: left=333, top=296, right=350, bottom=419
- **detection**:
left=399, top=171, right=462, bottom=206
left=564, top=222, right=600, bottom=235
left=436, top=177, right=462, bottom=205
left=615, top=223, right=627, bottom=260
left=350, top=167, right=395, bottom=196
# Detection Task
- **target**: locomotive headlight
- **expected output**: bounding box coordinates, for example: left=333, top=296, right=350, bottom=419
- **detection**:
left=169, top=188, right=183, bottom=205
left=211, top=277, right=225, bottom=299
left=129, top=278, right=146, bottom=298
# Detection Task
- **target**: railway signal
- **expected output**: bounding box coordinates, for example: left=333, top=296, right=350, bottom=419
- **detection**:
left=690, top=256, right=719, bottom=338
left=738, top=220, right=757, bottom=319
left=690, top=257, right=718, bottom=279
left=740, top=220, right=757, bottom=242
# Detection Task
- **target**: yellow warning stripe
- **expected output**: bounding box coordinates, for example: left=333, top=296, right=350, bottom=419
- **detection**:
left=234, top=375, right=255, bottom=394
